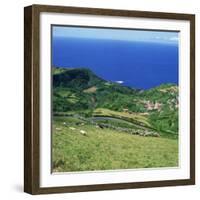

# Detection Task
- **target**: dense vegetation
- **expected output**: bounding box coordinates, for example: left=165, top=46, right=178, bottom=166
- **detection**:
left=53, top=67, right=178, bottom=137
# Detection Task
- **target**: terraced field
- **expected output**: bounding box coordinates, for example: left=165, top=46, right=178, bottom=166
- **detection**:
left=93, top=108, right=152, bottom=128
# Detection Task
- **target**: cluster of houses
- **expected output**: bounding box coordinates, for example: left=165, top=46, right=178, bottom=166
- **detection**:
left=122, top=101, right=163, bottom=113
left=144, top=101, right=162, bottom=111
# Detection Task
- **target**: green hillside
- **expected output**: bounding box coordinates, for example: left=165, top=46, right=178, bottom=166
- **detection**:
left=52, top=66, right=179, bottom=172
left=53, top=117, right=178, bottom=172
left=53, top=67, right=178, bottom=137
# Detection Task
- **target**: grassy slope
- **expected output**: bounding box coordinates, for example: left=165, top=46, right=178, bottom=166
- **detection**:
left=53, top=117, right=178, bottom=172
left=52, top=67, right=179, bottom=172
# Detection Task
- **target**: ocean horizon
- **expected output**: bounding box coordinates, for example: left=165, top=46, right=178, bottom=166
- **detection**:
left=52, top=37, right=179, bottom=89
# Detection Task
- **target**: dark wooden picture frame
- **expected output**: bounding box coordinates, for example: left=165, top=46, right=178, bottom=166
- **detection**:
left=24, top=4, right=195, bottom=195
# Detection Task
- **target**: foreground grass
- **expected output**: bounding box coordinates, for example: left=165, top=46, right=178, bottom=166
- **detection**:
left=52, top=117, right=178, bottom=172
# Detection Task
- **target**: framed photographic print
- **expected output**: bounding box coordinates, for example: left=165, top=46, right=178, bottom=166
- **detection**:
left=24, top=4, right=195, bottom=194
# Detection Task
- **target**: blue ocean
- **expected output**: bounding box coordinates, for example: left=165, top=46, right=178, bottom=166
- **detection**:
left=52, top=37, right=178, bottom=89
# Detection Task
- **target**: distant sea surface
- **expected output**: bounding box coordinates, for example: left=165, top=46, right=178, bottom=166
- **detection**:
left=52, top=37, right=178, bottom=89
